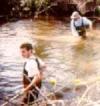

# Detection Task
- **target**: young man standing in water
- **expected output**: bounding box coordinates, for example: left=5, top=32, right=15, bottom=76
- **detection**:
left=70, top=11, right=93, bottom=39
left=20, top=43, right=46, bottom=105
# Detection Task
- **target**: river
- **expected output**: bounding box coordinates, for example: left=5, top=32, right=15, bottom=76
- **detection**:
left=0, top=18, right=100, bottom=105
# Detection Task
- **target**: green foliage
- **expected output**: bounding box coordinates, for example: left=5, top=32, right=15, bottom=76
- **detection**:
left=95, top=6, right=100, bottom=16
left=34, top=0, right=50, bottom=8
left=20, top=0, right=33, bottom=7
left=20, top=0, right=50, bottom=8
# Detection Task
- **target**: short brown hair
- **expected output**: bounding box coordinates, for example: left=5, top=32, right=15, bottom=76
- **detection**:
left=20, top=43, right=33, bottom=51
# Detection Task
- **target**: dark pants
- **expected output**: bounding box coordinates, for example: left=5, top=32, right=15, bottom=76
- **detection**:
left=77, top=28, right=86, bottom=39
left=76, top=25, right=89, bottom=39
left=23, top=77, right=41, bottom=105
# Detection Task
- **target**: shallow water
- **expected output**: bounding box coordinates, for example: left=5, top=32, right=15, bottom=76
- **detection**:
left=0, top=19, right=100, bottom=105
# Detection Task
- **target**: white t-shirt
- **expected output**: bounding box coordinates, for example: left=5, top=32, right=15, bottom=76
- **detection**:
left=70, top=17, right=92, bottom=36
left=24, top=56, right=45, bottom=77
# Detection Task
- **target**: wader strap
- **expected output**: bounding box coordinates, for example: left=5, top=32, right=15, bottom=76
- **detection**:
left=23, top=62, right=28, bottom=75
left=82, top=18, right=84, bottom=27
left=24, top=62, right=26, bottom=69
left=35, top=58, right=41, bottom=70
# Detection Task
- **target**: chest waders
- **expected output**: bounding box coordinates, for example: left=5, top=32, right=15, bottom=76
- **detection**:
left=23, top=58, right=41, bottom=105
left=74, top=18, right=89, bottom=39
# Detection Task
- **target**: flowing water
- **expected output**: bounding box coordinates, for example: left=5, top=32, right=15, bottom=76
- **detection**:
left=0, top=19, right=100, bottom=105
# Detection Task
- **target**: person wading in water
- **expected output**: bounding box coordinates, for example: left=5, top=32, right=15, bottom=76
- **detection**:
left=20, top=43, right=46, bottom=105
left=70, top=11, right=93, bottom=39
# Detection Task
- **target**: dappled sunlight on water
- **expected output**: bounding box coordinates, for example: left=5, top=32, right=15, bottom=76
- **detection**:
left=0, top=19, right=100, bottom=105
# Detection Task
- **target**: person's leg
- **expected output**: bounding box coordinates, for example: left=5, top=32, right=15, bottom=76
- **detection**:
left=21, top=92, right=28, bottom=106
left=22, top=78, right=42, bottom=105
left=79, top=29, right=87, bottom=39
left=21, top=83, right=29, bottom=105
left=21, top=90, right=35, bottom=105
left=27, top=81, right=42, bottom=105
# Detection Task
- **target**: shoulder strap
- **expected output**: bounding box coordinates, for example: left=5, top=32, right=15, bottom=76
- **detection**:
left=81, top=18, right=84, bottom=27
left=24, top=62, right=27, bottom=69
left=23, top=62, right=28, bottom=75
left=35, top=58, right=41, bottom=70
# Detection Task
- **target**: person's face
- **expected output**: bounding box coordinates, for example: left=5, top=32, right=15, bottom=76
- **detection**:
left=74, top=17, right=79, bottom=21
left=74, top=14, right=80, bottom=21
left=20, top=48, right=32, bottom=58
left=74, top=17, right=78, bottom=21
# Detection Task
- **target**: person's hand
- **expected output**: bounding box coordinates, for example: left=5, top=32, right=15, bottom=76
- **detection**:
left=20, top=88, right=28, bottom=94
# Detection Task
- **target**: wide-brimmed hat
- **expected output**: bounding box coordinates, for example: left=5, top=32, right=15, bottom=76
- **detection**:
left=71, top=11, right=81, bottom=19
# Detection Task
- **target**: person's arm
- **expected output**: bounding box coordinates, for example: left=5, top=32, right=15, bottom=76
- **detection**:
left=83, top=17, right=93, bottom=30
left=70, top=20, right=79, bottom=36
left=23, top=73, right=41, bottom=93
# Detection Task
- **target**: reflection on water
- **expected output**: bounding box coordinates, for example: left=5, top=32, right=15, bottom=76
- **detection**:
left=0, top=19, right=100, bottom=104
left=35, top=40, right=50, bottom=59
left=72, top=39, right=95, bottom=78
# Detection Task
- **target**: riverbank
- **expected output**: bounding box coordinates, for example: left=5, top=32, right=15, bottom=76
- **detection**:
left=0, top=0, right=100, bottom=23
